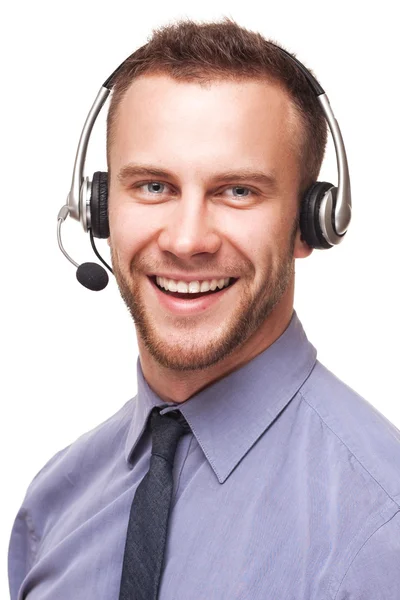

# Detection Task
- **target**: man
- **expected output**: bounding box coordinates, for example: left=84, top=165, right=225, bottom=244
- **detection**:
left=8, top=18, right=400, bottom=600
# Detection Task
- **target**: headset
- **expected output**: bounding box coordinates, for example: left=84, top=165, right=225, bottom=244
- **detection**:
left=57, top=43, right=352, bottom=291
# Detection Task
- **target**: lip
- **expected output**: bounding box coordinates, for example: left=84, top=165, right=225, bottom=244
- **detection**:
left=148, top=276, right=237, bottom=316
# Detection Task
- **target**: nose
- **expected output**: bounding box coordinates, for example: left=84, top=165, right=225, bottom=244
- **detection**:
left=157, top=192, right=221, bottom=259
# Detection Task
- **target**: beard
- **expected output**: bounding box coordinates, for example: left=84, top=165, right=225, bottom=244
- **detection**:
left=111, top=220, right=297, bottom=372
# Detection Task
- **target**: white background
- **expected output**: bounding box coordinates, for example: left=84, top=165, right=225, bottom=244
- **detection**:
left=1, top=0, right=399, bottom=596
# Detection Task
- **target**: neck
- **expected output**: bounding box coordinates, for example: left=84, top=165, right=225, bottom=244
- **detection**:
left=137, top=287, right=294, bottom=404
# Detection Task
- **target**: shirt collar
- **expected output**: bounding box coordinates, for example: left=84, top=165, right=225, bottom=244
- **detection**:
left=125, top=310, right=317, bottom=483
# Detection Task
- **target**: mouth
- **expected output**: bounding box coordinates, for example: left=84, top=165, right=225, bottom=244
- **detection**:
left=148, top=276, right=238, bottom=300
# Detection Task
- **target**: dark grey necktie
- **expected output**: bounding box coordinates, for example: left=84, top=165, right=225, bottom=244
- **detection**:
left=119, top=407, right=191, bottom=600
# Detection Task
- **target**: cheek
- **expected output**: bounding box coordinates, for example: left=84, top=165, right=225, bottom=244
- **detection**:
left=108, top=202, right=156, bottom=263
left=219, top=207, right=285, bottom=262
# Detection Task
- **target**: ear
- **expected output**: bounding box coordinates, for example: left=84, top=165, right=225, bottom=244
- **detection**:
left=294, top=227, right=313, bottom=259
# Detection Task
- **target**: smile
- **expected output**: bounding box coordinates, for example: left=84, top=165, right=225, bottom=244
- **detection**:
left=154, top=276, right=234, bottom=295
left=148, top=275, right=238, bottom=315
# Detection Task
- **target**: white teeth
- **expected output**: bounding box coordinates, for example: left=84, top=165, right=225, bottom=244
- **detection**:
left=155, top=276, right=232, bottom=293
left=177, top=281, right=188, bottom=293
left=200, top=281, right=210, bottom=292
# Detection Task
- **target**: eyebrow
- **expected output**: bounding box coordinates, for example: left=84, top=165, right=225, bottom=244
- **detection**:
left=116, top=163, right=278, bottom=190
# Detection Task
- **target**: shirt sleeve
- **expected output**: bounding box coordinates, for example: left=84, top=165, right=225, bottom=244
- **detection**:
left=8, top=507, right=37, bottom=600
left=335, top=509, right=400, bottom=599
left=8, top=445, right=72, bottom=600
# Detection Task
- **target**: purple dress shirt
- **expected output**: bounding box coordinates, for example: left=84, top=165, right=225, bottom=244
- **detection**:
left=8, top=311, right=400, bottom=599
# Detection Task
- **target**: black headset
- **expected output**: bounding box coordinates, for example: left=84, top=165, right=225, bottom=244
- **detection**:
left=57, top=43, right=352, bottom=291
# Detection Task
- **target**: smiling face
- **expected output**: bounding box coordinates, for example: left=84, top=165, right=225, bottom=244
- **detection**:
left=107, top=74, right=312, bottom=373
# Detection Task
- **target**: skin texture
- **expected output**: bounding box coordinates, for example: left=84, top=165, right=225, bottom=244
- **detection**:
left=107, top=74, right=313, bottom=403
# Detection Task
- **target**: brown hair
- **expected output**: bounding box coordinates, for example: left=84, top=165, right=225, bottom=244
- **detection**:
left=106, top=17, right=328, bottom=195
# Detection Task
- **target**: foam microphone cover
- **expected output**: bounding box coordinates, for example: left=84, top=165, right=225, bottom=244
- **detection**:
left=76, top=262, right=109, bottom=291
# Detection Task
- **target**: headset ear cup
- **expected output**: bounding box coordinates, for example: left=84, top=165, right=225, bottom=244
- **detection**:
left=300, top=181, right=335, bottom=250
left=90, top=171, right=109, bottom=238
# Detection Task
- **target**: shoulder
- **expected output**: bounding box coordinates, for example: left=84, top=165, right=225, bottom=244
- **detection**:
left=21, top=397, right=135, bottom=510
left=299, top=360, right=400, bottom=507
left=334, top=509, right=400, bottom=599
left=8, top=398, right=135, bottom=594
left=295, top=362, right=400, bottom=596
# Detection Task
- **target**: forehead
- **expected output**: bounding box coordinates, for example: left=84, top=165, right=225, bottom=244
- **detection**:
left=110, top=74, right=300, bottom=177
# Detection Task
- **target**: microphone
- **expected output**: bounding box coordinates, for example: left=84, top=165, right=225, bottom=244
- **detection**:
left=57, top=206, right=112, bottom=291
left=76, top=262, right=109, bottom=291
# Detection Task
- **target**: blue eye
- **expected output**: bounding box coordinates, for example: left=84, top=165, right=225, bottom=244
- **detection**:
left=231, top=186, right=250, bottom=197
left=146, top=182, right=165, bottom=193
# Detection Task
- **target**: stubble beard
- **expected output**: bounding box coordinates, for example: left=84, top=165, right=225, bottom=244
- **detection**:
left=111, top=225, right=297, bottom=372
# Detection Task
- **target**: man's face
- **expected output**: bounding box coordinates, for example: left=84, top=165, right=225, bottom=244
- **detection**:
left=108, top=74, right=311, bottom=371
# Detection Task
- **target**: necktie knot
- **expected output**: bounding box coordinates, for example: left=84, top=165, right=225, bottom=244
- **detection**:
left=150, top=408, right=191, bottom=466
